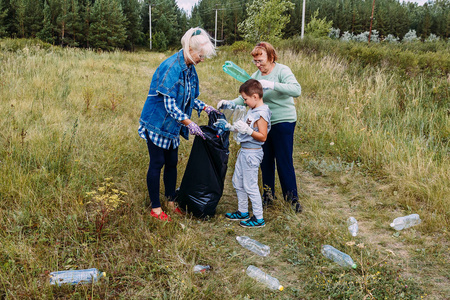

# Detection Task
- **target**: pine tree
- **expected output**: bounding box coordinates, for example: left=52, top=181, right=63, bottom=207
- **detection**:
left=88, top=0, right=126, bottom=50
left=38, top=0, right=56, bottom=43
left=120, top=0, right=142, bottom=51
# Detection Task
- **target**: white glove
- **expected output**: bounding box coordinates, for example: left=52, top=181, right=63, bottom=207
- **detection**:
left=217, top=100, right=236, bottom=109
left=234, top=120, right=253, bottom=136
left=258, top=79, right=274, bottom=90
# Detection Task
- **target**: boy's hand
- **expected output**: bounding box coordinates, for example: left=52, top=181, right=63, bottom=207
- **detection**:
left=213, top=119, right=232, bottom=131
left=234, top=120, right=253, bottom=136
left=258, top=79, right=274, bottom=90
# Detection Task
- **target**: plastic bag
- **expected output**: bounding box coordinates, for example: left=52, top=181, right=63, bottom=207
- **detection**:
left=221, top=105, right=246, bottom=143
left=176, top=111, right=230, bottom=218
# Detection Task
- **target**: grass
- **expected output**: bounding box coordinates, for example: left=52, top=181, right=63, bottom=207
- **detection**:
left=0, top=39, right=448, bottom=299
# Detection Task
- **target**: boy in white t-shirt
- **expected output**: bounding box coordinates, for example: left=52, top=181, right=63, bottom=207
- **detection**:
left=216, top=79, right=271, bottom=228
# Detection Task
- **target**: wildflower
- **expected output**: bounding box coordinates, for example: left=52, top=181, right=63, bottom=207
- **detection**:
left=330, top=142, right=335, bottom=146
left=112, top=189, right=119, bottom=193
left=98, top=187, right=106, bottom=192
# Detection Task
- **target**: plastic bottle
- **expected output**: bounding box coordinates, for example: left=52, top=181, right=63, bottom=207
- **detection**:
left=193, top=265, right=211, bottom=273
left=246, top=265, right=283, bottom=291
left=49, top=268, right=106, bottom=286
left=347, top=217, right=358, bottom=237
left=236, top=236, right=270, bottom=257
left=321, top=245, right=357, bottom=269
left=390, top=214, right=421, bottom=230
left=222, top=61, right=252, bottom=83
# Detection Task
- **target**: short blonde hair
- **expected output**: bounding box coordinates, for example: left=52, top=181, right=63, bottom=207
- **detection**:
left=181, top=28, right=216, bottom=64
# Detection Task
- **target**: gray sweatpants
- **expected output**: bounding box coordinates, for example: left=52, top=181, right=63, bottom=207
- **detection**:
left=232, top=148, right=264, bottom=220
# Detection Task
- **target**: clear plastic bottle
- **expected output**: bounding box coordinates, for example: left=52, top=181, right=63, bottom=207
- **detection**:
left=193, top=265, right=211, bottom=273
left=347, top=217, right=358, bottom=237
left=236, top=236, right=270, bottom=257
left=390, top=214, right=421, bottom=230
left=321, top=245, right=357, bottom=269
left=246, top=265, right=283, bottom=291
left=49, top=268, right=106, bottom=285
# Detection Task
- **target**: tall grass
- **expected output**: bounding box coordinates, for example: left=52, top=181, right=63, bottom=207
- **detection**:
left=0, top=39, right=448, bottom=298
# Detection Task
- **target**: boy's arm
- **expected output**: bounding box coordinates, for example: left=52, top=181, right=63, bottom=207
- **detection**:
left=251, top=118, right=268, bottom=142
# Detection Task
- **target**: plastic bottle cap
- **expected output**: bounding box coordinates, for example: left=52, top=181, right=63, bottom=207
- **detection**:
left=352, top=264, right=357, bottom=269
left=279, top=285, right=284, bottom=291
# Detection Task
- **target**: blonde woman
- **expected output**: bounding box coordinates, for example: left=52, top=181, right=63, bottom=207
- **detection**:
left=139, top=28, right=219, bottom=221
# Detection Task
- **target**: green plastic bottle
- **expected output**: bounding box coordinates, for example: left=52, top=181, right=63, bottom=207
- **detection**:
left=222, top=61, right=251, bottom=83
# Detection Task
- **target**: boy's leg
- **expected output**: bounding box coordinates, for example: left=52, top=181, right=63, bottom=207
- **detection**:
left=232, top=150, right=249, bottom=214
left=241, top=149, right=264, bottom=220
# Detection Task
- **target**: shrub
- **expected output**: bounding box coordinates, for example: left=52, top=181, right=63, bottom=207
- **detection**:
left=229, top=40, right=253, bottom=54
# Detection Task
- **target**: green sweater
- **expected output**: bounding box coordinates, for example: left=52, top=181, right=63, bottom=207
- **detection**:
left=232, top=62, right=301, bottom=125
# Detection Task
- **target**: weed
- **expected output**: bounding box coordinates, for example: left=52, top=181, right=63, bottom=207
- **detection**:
left=85, top=178, right=126, bottom=237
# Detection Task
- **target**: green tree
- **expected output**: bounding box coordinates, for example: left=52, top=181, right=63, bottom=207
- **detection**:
left=239, top=0, right=294, bottom=43
left=88, top=0, right=126, bottom=50
left=38, top=0, right=56, bottom=43
left=305, top=9, right=333, bottom=38
left=120, top=0, right=142, bottom=50
left=0, top=0, right=14, bottom=37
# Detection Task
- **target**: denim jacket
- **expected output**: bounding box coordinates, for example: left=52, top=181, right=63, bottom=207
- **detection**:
left=139, top=50, right=200, bottom=140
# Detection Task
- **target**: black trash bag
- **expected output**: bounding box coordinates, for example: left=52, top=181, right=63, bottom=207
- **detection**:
left=176, top=111, right=229, bottom=218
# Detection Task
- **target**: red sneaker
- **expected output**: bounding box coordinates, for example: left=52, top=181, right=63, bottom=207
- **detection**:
left=173, top=207, right=185, bottom=216
left=150, top=210, right=171, bottom=221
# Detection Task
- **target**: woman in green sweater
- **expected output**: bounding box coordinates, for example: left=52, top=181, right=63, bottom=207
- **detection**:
left=218, top=42, right=302, bottom=212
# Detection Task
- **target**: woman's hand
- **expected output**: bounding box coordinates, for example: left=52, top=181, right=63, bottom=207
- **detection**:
left=187, top=122, right=206, bottom=140
left=204, top=105, right=220, bottom=115
left=217, top=100, right=236, bottom=109
left=258, top=79, right=274, bottom=90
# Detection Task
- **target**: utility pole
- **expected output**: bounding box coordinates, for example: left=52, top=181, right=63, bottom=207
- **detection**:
left=215, top=6, right=218, bottom=47
left=368, top=0, right=376, bottom=44
left=149, top=2, right=152, bottom=50
left=214, top=6, right=225, bottom=47
left=301, top=0, right=306, bottom=39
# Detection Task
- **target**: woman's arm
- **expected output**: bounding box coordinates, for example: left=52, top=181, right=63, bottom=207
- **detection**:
left=273, top=67, right=301, bottom=97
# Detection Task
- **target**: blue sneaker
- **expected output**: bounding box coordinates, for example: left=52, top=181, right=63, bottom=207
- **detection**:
left=239, top=216, right=265, bottom=228
left=225, top=211, right=250, bottom=221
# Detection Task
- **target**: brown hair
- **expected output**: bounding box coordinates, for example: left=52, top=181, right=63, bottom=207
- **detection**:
left=239, top=79, right=263, bottom=99
left=250, top=42, right=277, bottom=63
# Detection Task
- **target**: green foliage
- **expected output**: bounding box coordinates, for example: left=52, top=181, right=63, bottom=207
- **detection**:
left=152, top=30, right=168, bottom=52
left=88, top=0, right=126, bottom=50
left=229, top=40, right=253, bottom=54
left=306, top=9, right=333, bottom=38
left=280, top=35, right=450, bottom=75
left=238, top=0, right=294, bottom=43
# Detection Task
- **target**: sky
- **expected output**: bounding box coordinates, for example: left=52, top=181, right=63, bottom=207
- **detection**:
left=177, top=0, right=430, bottom=14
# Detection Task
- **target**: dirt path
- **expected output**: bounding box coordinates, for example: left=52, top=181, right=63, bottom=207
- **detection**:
left=297, top=168, right=450, bottom=299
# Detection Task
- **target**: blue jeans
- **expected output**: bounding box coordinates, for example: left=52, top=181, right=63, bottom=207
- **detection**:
left=261, top=122, right=298, bottom=202
left=146, top=134, right=178, bottom=209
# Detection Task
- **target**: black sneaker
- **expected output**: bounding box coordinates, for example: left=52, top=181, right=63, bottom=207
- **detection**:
left=225, top=211, right=250, bottom=221
left=292, top=201, right=303, bottom=213
left=239, top=216, right=265, bottom=228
